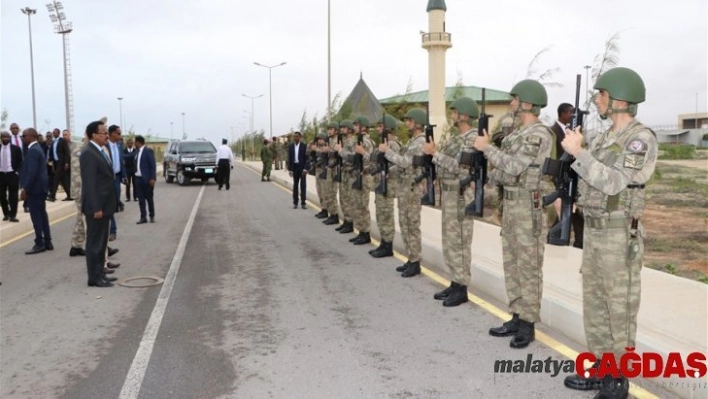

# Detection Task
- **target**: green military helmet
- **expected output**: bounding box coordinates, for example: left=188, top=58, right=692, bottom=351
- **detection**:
left=449, top=96, right=480, bottom=119
left=378, top=114, right=400, bottom=130
left=317, top=132, right=327, bottom=140
left=510, top=79, right=547, bottom=107
left=404, top=108, right=427, bottom=126
left=353, top=116, right=370, bottom=127
left=327, top=121, right=340, bottom=129
left=340, top=119, right=354, bottom=130
left=594, top=67, right=646, bottom=104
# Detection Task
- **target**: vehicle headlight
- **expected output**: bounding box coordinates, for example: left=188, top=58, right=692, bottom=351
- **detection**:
left=181, top=157, right=196, bottom=163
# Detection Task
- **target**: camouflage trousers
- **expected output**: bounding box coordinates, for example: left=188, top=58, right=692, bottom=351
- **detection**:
left=397, top=178, right=422, bottom=262
left=323, top=168, right=340, bottom=216
left=71, top=201, right=85, bottom=248
left=441, top=185, right=474, bottom=286
left=261, top=162, right=271, bottom=179
left=315, top=167, right=324, bottom=207
left=352, top=174, right=373, bottom=233
left=339, top=170, right=353, bottom=223
left=582, top=218, right=643, bottom=358
left=501, top=188, right=546, bottom=323
left=374, top=179, right=397, bottom=242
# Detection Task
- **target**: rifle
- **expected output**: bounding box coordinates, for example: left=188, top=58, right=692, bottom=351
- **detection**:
left=318, top=149, right=329, bottom=180
left=542, top=74, right=588, bottom=246
left=308, top=138, right=317, bottom=176
left=351, top=132, right=363, bottom=190
left=415, top=115, right=436, bottom=206
left=459, top=88, right=492, bottom=217
left=374, top=118, right=389, bottom=196
left=334, top=132, right=343, bottom=182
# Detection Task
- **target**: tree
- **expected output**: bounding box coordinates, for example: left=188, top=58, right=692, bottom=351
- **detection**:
left=0, top=108, right=7, bottom=130
left=525, top=46, right=563, bottom=89
left=583, top=32, right=622, bottom=138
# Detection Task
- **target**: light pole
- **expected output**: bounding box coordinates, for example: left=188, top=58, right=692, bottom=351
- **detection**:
left=327, top=0, right=331, bottom=122
left=117, top=97, right=124, bottom=128
left=46, top=1, right=74, bottom=133
left=170, top=121, right=174, bottom=139
left=695, top=92, right=700, bottom=129
left=241, top=94, right=262, bottom=135
left=583, top=65, right=592, bottom=106
left=21, top=7, right=38, bottom=129
left=181, top=112, right=185, bottom=139
left=253, top=61, right=286, bottom=138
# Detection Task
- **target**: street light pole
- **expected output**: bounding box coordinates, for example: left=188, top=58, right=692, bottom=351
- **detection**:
left=46, top=1, right=74, bottom=133
left=21, top=7, right=38, bottom=129
left=242, top=94, right=263, bottom=134
left=696, top=92, right=699, bottom=129
left=117, top=97, right=124, bottom=128
left=253, top=61, right=286, bottom=138
left=170, top=121, right=173, bottom=139
left=181, top=112, right=185, bottom=139
left=327, top=0, right=331, bottom=122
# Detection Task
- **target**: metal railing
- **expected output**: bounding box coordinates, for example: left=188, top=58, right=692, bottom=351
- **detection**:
left=421, top=32, right=451, bottom=43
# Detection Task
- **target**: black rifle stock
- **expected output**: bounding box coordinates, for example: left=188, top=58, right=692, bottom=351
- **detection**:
left=351, top=132, right=363, bottom=190
left=460, top=88, right=491, bottom=217
left=308, top=138, right=317, bottom=176
left=318, top=150, right=329, bottom=180
left=542, top=74, right=588, bottom=246
left=419, top=123, right=436, bottom=206
left=374, top=124, right=389, bottom=196
left=334, top=133, right=343, bottom=182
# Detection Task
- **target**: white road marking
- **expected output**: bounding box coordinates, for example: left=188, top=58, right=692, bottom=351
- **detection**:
left=119, top=185, right=205, bottom=399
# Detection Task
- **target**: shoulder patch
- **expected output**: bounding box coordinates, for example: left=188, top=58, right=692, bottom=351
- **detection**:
left=525, top=135, right=542, bottom=145
left=627, top=139, right=646, bottom=153
left=623, top=153, right=646, bottom=170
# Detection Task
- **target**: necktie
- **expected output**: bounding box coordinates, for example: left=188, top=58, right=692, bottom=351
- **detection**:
left=14, top=135, right=20, bottom=147
left=101, top=147, right=112, bottom=165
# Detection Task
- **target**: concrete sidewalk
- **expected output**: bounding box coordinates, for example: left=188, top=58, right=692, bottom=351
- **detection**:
left=242, top=160, right=708, bottom=399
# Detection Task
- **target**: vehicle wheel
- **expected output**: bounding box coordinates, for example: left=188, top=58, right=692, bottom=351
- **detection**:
left=177, top=170, right=190, bottom=186
left=164, top=166, right=174, bottom=183
left=201, top=177, right=209, bottom=183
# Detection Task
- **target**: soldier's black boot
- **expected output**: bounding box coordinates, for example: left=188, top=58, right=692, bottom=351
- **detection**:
left=509, top=319, right=535, bottom=348
left=323, top=214, right=339, bottom=225
left=434, top=282, right=455, bottom=300
left=396, top=261, right=411, bottom=272
left=594, top=375, right=629, bottom=399
left=371, top=241, right=393, bottom=258
left=401, top=261, right=421, bottom=277
left=353, top=232, right=371, bottom=245
left=368, top=243, right=382, bottom=255
left=335, top=221, right=348, bottom=231
left=489, top=313, right=520, bottom=337
left=315, top=209, right=328, bottom=219
left=339, top=222, right=354, bottom=234
left=442, top=283, right=469, bottom=307
left=349, top=232, right=363, bottom=242
left=564, top=361, right=601, bottom=391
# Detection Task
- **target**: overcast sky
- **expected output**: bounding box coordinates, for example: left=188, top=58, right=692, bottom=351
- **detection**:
left=1, top=0, right=706, bottom=144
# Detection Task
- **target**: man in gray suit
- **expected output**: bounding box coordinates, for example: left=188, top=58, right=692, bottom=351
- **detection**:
left=80, top=120, right=118, bottom=287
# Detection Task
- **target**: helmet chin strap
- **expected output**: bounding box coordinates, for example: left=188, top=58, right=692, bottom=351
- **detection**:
left=600, top=99, right=637, bottom=120
left=516, top=105, right=541, bottom=117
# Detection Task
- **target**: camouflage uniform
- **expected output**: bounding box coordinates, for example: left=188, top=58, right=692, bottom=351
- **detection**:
left=323, top=134, right=340, bottom=220
left=432, top=128, right=477, bottom=288
left=277, top=141, right=286, bottom=170
left=260, top=145, right=272, bottom=180
left=338, top=134, right=356, bottom=228
left=372, top=136, right=400, bottom=243
left=70, top=142, right=85, bottom=249
left=574, top=120, right=657, bottom=358
left=386, top=134, right=426, bottom=264
left=314, top=140, right=325, bottom=208
left=351, top=133, right=374, bottom=235
left=485, top=121, right=554, bottom=323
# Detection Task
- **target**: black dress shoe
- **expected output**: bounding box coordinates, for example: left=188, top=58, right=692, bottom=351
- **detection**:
left=150, top=217, right=155, bottom=223
left=70, top=247, right=86, bottom=257
left=46, top=196, right=56, bottom=202
left=489, top=313, right=520, bottom=337
left=88, top=279, right=114, bottom=287
left=45, top=242, right=54, bottom=251
left=134, top=197, right=138, bottom=201
left=25, top=245, right=46, bottom=255
left=126, top=198, right=131, bottom=202
left=103, top=275, right=118, bottom=282
left=62, top=197, right=74, bottom=201
left=509, top=320, right=535, bottom=349
left=24, top=207, right=29, bottom=213
left=137, top=219, right=148, bottom=224
left=401, top=261, right=421, bottom=277
left=118, top=204, right=125, bottom=212
left=103, top=268, right=115, bottom=274
left=9, top=217, right=19, bottom=222
left=396, top=261, right=411, bottom=272
left=2, top=216, right=8, bottom=221
left=107, top=262, right=120, bottom=269
left=107, top=247, right=119, bottom=257
left=293, top=204, right=298, bottom=209
left=301, top=204, right=307, bottom=209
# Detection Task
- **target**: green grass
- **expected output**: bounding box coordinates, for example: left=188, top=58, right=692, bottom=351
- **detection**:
left=658, top=144, right=696, bottom=160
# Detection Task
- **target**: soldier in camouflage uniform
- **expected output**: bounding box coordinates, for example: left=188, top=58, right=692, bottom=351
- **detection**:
left=563, top=68, right=657, bottom=399
left=350, top=116, right=375, bottom=245
left=473, top=80, right=555, bottom=349
left=379, top=108, right=427, bottom=277
left=69, top=132, right=87, bottom=256
left=272, top=138, right=281, bottom=170
left=368, top=115, right=401, bottom=258
left=334, top=120, right=355, bottom=234
left=322, top=122, right=341, bottom=226
left=312, top=133, right=329, bottom=218
left=422, top=97, right=480, bottom=307
left=260, top=138, right=272, bottom=181
left=277, top=137, right=287, bottom=170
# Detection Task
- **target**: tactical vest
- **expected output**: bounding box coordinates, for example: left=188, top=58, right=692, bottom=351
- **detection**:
left=577, top=121, right=655, bottom=219
left=496, top=121, right=554, bottom=191
left=342, top=136, right=356, bottom=169
left=399, top=135, right=426, bottom=183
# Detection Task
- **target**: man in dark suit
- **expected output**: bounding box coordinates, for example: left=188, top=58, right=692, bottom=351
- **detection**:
left=123, top=138, right=138, bottom=201
left=134, top=135, right=156, bottom=224
left=81, top=120, right=118, bottom=287
left=48, top=128, right=71, bottom=201
left=107, top=125, right=126, bottom=241
left=549, top=102, right=584, bottom=249
left=287, top=131, right=310, bottom=209
left=0, top=131, right=23, bottom=222
left=19, top=128, right=52, bottom=254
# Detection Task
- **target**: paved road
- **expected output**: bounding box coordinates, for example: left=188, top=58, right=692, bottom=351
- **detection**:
left=2, top=166, right=610, bottom=398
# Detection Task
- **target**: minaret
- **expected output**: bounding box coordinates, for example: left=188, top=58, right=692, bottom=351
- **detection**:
left=422, top=0, right=451, bottom=134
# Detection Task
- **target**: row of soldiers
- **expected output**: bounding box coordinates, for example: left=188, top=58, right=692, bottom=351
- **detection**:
left=307, top=67, right=656, bottom=399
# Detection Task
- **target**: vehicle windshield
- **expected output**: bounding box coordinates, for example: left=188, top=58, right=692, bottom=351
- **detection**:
left=179, top=142, right=216, bottom=154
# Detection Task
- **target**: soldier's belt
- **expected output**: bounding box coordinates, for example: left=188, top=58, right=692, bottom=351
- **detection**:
left=503, top=190, right=533, bottom=200
left=585, top=216, right=627, bottom=230
left=440, top=181, right=459, bottom=192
